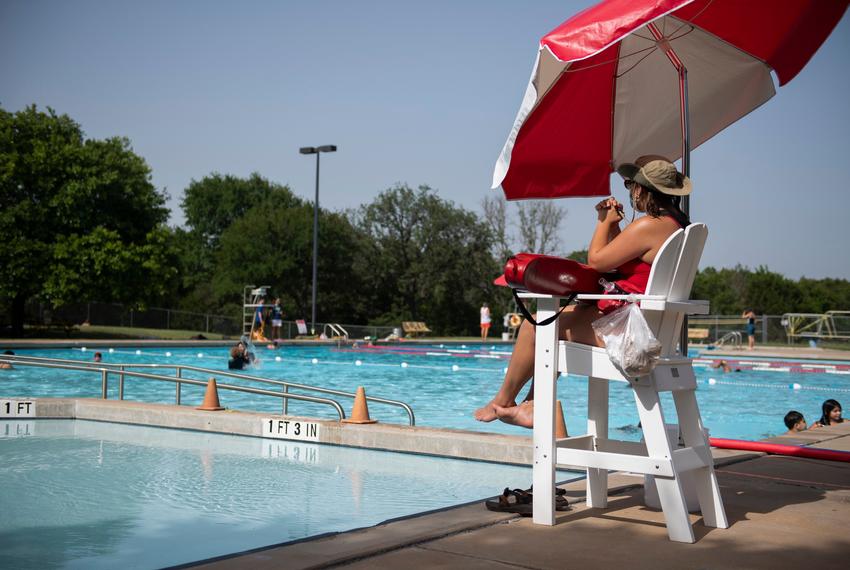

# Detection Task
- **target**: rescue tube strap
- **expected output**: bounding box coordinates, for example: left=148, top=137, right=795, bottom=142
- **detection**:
left=512, top=289, right=575, bottom=327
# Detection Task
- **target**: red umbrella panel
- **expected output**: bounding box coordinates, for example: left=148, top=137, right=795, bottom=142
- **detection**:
left=492, top=0, right=849, bottom=201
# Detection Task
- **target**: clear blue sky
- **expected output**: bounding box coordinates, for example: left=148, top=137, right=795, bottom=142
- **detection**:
left=2, top=0, right=848, bottom=279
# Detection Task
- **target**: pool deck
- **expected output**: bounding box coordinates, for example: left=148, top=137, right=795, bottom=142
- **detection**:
left=193, top=422, right=850, bottom=569
left=5, top=397, right=850, bottom=568
left=697, top=345, right=850, bottom=362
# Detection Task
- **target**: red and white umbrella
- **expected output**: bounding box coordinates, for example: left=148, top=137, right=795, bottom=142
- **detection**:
left=492, top=0, right=848, bottom=202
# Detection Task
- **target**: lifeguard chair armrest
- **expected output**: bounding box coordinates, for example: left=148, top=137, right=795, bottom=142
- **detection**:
left=574, top=294, right=710, bottom=315
left=516, top=291, right=571, bottom=300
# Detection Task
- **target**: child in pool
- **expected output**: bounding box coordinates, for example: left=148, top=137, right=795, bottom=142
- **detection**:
left=811, top=399, right=844, bottom=428
left=783, top=410, right=807, bottom=435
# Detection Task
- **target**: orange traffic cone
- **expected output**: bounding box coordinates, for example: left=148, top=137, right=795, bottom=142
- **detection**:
left=555, top=400, right=569, bottom=438
left=341, top=386, right=377, bottom=424
left=197, top=377, right=225, bottom=411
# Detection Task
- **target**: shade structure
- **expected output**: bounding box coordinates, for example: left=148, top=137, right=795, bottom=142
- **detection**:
left=493, top=0, right=848, bottom=200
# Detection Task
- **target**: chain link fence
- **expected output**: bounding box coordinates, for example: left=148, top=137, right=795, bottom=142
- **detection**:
left=689, top=314, right=849, bottom=347
left=21, top=301, right=242, bottom=336
left=15, top=300, right=398, bottom=340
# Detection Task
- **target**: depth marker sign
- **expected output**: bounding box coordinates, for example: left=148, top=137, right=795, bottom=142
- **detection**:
left=261, top=418, right=320, bottom=442
left=1, top=400, right=36, bottom=418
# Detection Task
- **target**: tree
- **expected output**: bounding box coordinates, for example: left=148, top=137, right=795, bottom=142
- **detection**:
left=744, top=266, right=802, bottom=315
left=173, top=174, right=303, bottom=315
left=797, top=277, right=850, bottom=314
left=353, top=184, right=497, bottom=334
left=515, top=200, right=566, bottom=254
left=482, top=194, right=512, bottom=262
left=181, top=173, right=299, bottom=248
left=0, top=105, right=173, bottom=335
left=45, top=227, right=178, bottom=307
left=215, top=200, right=365, bottom=324
left=566, top=249, right=588, bottom=264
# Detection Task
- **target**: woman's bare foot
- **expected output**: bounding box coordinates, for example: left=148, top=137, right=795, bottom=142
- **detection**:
left=474, top=399, right=515, bottom=422
left=494, top=400, right=534, bottom=428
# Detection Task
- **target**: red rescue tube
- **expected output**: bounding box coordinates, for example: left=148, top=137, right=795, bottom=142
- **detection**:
left=503, top=253, right=601, bottom=296
left=709, top=437, right=850, bottom=463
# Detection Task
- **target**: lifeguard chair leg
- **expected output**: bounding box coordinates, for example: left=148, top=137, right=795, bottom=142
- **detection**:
left=673, top=390, right=729, bottom=529
left=532, top=297, right=560, bottom=525
left=586, top=377, right=609, bottom=508
left=633, top=383, right=695, bottom=543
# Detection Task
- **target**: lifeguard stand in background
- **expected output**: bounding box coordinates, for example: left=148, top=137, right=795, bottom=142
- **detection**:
left=243, top=285, right=270, bottom=337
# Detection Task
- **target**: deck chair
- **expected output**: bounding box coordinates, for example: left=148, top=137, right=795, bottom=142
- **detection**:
left=523, top=223, right=727, bottom=543
left=402, top=321, right=432, bottom=337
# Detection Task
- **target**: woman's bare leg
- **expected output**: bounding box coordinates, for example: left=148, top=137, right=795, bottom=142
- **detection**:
left=491, top=304, right=604, bottom=428
left=473, top=316, right=538, bottom=421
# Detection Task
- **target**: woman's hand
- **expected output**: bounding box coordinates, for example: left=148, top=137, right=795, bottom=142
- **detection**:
left=595, top=198, right=623, bottom=224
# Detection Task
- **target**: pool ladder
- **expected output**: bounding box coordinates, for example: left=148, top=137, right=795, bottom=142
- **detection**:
left=0, top=353, right=415, bottom=425
left=715, top=331, right=742, bottom=348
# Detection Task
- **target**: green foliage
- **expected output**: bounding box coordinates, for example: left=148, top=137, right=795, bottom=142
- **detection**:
left=0, top=104, right=172, bottom=334
left=352, top=184, right=498, bottom=334
left=45, top=227, right=178, bottom=307
left=181, top=172, right=299, bottom=247
left=692, top=265, right=850, bottom=315
left=566, top=249, right=588, bottom=264
left=215, top=200, right=364, bottom=323
left=173, top=174, right=304, bottom=315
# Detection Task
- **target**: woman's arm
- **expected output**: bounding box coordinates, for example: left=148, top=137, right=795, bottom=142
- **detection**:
left=587, top=201, right=651, bottom=272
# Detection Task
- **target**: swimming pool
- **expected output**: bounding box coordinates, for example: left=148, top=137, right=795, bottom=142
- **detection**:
left=2, top=345, right=848, bottom=441
left=0, top=419, right=574, bottom=569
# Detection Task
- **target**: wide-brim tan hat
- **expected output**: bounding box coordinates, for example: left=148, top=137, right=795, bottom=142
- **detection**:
left=617, top=157, right=692, bottom=196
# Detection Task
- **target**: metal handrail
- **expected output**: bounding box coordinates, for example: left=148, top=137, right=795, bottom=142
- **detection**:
left=1, top=353, right=415, bottom=425
left=0, top=357, right=347, bottom=419
left=323, top=323, right=349, bottom=340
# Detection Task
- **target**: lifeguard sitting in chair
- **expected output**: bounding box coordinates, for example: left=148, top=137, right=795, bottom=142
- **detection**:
left=476, top=156, right=690, bottom=428
left=476, top=156, right=726, bottom=542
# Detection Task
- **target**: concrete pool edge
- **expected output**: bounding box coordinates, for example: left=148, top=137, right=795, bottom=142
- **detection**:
left=15, top=397, right=538, bottom=465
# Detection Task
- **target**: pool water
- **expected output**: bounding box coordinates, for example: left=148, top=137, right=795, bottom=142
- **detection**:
left=2, top=345, right=849, bottom=441
left=0, top=419, right=576, bottom=569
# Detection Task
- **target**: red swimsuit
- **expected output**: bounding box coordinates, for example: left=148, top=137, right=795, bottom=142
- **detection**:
left=598, top=217, right=682, bottom=312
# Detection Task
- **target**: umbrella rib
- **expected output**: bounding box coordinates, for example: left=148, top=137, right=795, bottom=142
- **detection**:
left=565, top=44, right=656, bottom=75
left=616, top=47, right=658, bottom=78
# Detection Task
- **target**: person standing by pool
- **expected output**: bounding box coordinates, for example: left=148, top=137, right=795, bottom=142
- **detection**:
left=480, top=303, right=491, bottom=341
left=474, top=155, right=690, bottom=428
left=811, top=399, right=844, bottom=428
left=270, top=298, right=284, bottom=340
left=742, top=308, right=757, bottom=350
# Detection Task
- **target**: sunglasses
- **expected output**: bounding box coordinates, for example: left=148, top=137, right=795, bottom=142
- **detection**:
left=623, top=179, right=637, bottom=190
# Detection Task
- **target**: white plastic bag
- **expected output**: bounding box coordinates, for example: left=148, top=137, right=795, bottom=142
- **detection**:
left=592, top=302, right=662, bottom=378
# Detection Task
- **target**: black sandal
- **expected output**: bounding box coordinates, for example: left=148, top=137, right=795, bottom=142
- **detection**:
left=485, top=488, right=533, bottom=515
left=484, top=487, right=570, bottom=516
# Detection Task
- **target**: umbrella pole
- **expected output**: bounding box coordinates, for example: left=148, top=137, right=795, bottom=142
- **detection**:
left=649, top=22, right=690, bottom=355
left=678, top=66, right=691, bottom=357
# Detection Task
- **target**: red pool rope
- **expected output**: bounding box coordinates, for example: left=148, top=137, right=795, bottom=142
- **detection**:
left=709, top=438, right=850, bottom=463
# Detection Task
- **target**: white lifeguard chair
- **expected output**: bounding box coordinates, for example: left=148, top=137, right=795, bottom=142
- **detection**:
left=524, top=223, right=727, bottom=543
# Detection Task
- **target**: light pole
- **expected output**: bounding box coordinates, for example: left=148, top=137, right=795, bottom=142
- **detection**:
left=299, top=144, right=337, bottom=335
